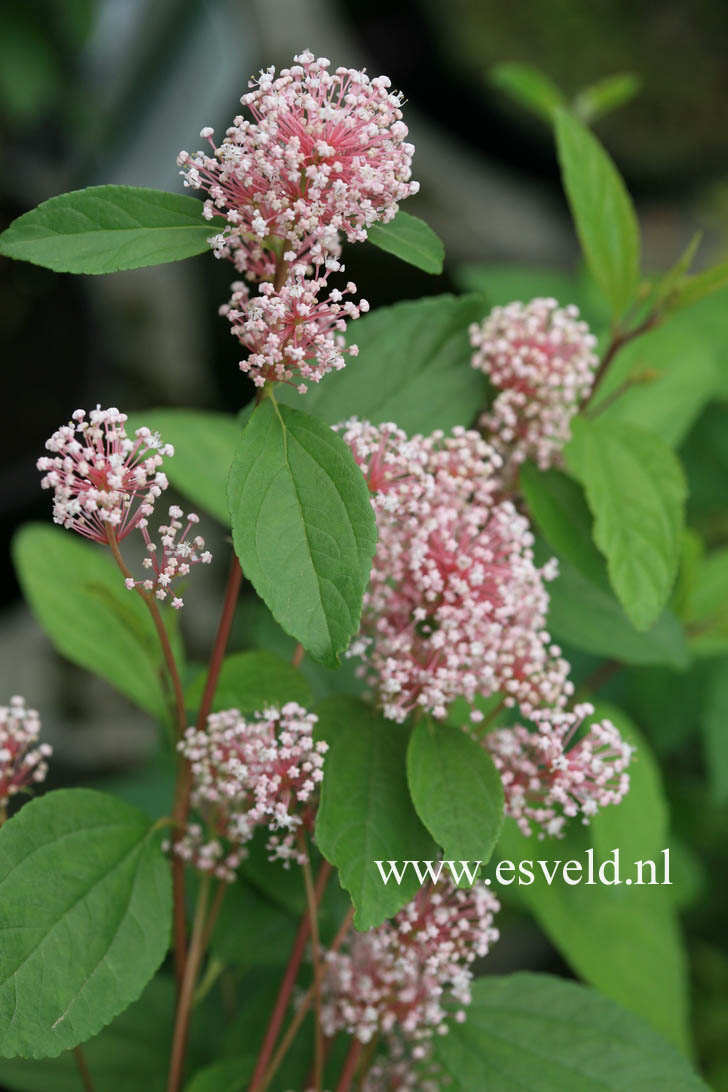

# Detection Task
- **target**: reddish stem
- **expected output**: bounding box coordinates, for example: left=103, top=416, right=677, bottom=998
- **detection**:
left=335, top=1039, right=364, bottom=1092
left=582, top=312, right=659, bottom=411
left=106, top=526, right=188, bottom=991
left=248, top=860, right=331, bottom=1092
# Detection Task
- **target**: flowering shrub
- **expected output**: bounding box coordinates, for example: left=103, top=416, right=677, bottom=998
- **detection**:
left=0, top=48, right=717, bottom=1092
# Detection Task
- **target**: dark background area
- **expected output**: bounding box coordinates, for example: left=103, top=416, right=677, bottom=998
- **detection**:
left=2, top=0, right=728, bottom=1086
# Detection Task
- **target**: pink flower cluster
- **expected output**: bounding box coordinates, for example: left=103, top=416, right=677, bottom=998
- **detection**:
left=176, top=703, right=327, bottom=881
left=124, top=506, right=211, bottom=610
left=486, top=702, right=633, bottom=838
left=37, top=407, right=172, bottom=543
left=322, top=879, right=499, bottom=1050
left=0, top=697, right=51, bottom=810
left=220, top=266, right=367, bottom=392
left=38, top=408, right=210, bottom=611
left=178, top=50, right=417, bottom=392
left=339, top=419, right=571, bottom=721
left=470, top=298, right=598, bottom=469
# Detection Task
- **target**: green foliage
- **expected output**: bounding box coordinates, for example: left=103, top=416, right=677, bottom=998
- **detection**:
left=671, top=261, right=728, bottom=311
left=589, top=315, right=719, bottom=448
left=520, top=463, right=606, bottom=587
left=573, top=73, right=642, bottom=124
left=702, top=663, right=728, bottom=805
left=497, top=708, right=691, bottom=1052
left=366, top=210, right=445, bottom=273
left=228, top=399, right=376, bottom=668
left=678, top=547, right=728, bottom=656
left=210, top=878, right=296, bottom=970
left=314, top=698, right=436, bottom=929
left=12, top=524, right=179, bottom=718
left=546, top=558, right=689, bottom=668
left=566, top=417, right=686, bottom=631
left=184, top=1061, right=251, bottom=1092
left=276, top=295, right=488, bottom=433
left=0, top=790, right=171, bottom=1058
left=522, top=467, right=689, bottom=668
left=126, top=409, right=241, bottom=526
left=184, top=651, right=312, bottom=715
left=436, top=973, right=707, bottom=1090
left=0, top=186, right=217, bottom=274
left=0, top=977, right=193, bottom=1092
left=554, top=109, right=640, bottom=318
left=406, top=718, right=504, bottom=873
left=490, top=62, right=566, bottom=122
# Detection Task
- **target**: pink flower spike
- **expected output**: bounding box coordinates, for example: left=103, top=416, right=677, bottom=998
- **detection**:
left=470, top=298, right=598, bottom=469
left=486, top=702, right=634, bottom=838
left=175, top=703, right=327, bottom=882
left=37, top=407, right=173, bottom=543
left=124, top=506, right=212, bottom=611
left=339, top=420, right=571, bottom=721
left=223, top=262, right=366, bottom=391
left=0, top=696, right=51, bottom=810
left=178, top=51, right=418, bottom=279
left=322, top=876, right=499, bottom=1050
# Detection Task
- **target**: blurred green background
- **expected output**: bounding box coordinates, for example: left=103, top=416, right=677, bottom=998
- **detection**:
left=1, top=1, right=727, bottom=1087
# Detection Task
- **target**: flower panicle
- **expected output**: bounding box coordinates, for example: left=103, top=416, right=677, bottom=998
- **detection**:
left=175, top=702, right=327, bottom=882
left=470, top=298, right=599, bottom=470
left=124, top=505, right=212, bottom=610
left=322, top=876, right=499, bottom=1057
left=339, top=419, right=571, bottom=722
left=0, top=697, right=51, bottom=809
left=486, top=701, right=634, bottom=838
left=178, top=49, right=418, bottom=279
left=37, top=406, right=172, bottom=544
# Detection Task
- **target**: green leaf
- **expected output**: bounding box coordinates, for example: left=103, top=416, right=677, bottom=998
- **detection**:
left=680, top=548, right=728, bottom=656
left=406, top=719, right=503, bottom=873
left=495, top=709, right=691, bottom=1055
left=0, top=186, right=217, bottom=274
left=671, top=260, right=728, bottom=311
left=490, top=63, right=566, bottom=122
left=185, top=1061, right=252, bottom=1092
left=366, top=210, right=445, bottom=274
left=185, top=651, right=312, bottom=715
left=314, top=698, right=436, bottom=929
left=0, top=977, right=198, bottom=1092
left=275, top=294, right=488, bottom=433
left=125, top=409, right=241, bottom=526
left=545, top=556, right=689, bottom=668
left=702, top=662, right=728, bottom=804
left=589, top=314, right=718, bottom=447
left=436, top=973, right=706, bottom=1090
left=587, top=704, right=668, bottom=864
left=565, top=418, right=686, bottom=631
left=573, top=73, right=641, bottom=124
left=227, top=399, right=376, bottom=668
left=554, top=109, right=640, bottom=318
left=12, top=524, right=178, bottom=717
left=210, top=879, right=296, bottom=969
left=0, top=790, right=171, bottom=1058
left=519, top=463, right=606, bottom=588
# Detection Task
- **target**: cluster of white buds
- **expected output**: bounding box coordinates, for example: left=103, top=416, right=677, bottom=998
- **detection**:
left=470, top=298, right=598, bottom=469
left=175, top=703, right=327, bottom=882
left=322, top=878, right=499, bottom=1052
left=37, top=407, right=172, bottom=543
left=124, top=506, right=212, bottom=609
left=0, top=697, right=51, bottom=810
left=486, top=702, right=634, bottom=837
left=178, top=50, right=417, bottom=392
left=339, top=419, right=571, bottom=722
